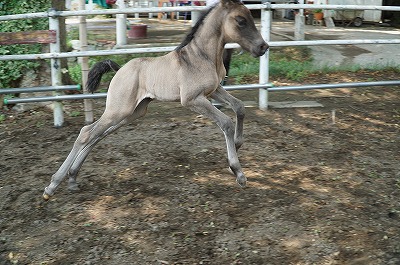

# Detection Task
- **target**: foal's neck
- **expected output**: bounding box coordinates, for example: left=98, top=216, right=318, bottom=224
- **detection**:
left=189, top=7, right=227, bottom=64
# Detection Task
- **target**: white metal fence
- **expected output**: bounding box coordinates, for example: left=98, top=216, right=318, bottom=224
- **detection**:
left=1, top=3, right=400, bottom=126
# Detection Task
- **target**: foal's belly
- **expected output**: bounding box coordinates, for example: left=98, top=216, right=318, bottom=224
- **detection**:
left=145, top=78, right=181, bottom=102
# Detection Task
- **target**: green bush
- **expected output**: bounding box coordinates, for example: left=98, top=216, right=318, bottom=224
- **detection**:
left=0, top=0, right=50, bottom=88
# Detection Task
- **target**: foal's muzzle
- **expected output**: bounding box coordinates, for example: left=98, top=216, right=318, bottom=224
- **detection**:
left=252, top=41, right=269, bottom=57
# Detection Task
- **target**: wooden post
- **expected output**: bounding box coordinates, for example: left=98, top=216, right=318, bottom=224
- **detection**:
left=79, top=0, right=94, bottom=124
left=294, top=15, right=305, bottom=40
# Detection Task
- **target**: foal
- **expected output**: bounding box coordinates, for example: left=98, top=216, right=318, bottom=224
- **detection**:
left=43, top=0, right=268, bottom=199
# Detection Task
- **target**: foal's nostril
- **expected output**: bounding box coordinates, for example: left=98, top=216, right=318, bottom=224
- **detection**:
left=257, top=42, right=269, bottom=56
left=252, top=41, right=269, bottom=57
left=260, top=43, right=269, bottom=52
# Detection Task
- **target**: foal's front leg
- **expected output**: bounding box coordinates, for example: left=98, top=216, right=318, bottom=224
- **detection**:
left=211, top=85, right=245, bottom=150
left=183, top=96, right=247, bottom=187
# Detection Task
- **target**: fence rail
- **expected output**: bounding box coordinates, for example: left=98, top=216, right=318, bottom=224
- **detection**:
left=1, top=3, right=399, bottom=126
left=1, top=4, right=400, bottom=21
left=0, top=85, right=80, bottom=95
left=2, top=38, right=400, bottom=61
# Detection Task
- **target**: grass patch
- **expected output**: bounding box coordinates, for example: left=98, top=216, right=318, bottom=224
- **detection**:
left=230, top=46, right=314, bottom=83
left=228, top=46, right=400, bottom=84
left=317, top=63, right=400, bottom=75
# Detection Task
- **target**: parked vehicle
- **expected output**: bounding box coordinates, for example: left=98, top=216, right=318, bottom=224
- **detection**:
left=328, top=0, right=382, bottom=26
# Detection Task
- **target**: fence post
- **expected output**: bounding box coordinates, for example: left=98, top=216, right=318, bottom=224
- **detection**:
left=259, top=2, right=272, bottom=110
left=48, top=8, right=64, bottom=127
left=149, top=1, right=154, bottom=18
left=116, top=0, right=127, bottom=46
left=295, top=0, right=305, bottom=41
left=79, top=0, right=94, bottom=124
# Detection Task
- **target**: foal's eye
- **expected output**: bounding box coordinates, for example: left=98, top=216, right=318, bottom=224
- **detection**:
left=235, top=16, right=247, bottom=27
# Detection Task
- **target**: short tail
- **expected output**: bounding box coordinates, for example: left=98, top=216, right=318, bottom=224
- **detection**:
left=86, top=59, right=121, bottom=93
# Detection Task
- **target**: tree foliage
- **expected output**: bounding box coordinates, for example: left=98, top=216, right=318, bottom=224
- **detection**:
left=0, top=0, right=50, bottom=88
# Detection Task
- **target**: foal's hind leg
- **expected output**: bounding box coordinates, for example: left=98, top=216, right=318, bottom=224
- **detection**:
left=182, top=96, right=247, bottom=187
left=66, top=98, right=152, bottom=191
left=43, top=117, right=128, bottom=199
left=66, top=118, right=128, bottom=191
left=211, top=85, right=245, bottom=151
left=43, top=98, right=152, bottom=199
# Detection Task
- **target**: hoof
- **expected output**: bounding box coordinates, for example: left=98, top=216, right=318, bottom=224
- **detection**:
left=43, top=193, right=51, bottom=201
left=236, top=174, right=247, bottom=188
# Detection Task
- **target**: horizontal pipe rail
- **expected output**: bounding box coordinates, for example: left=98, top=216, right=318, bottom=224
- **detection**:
left=4, top=81, right=399, bottom=105
left=2, top=38, right=400, bottom=61
left=0, top=85, right=80, bottom=94
left=269, top=39, right=400, bottom=47
left=271, top=4, right=400, bottom=12
left=1, top=4, right=400, bottom=21
left=224, top=83, right=273, bottom=91
left=0, top=11, right=49, bottom=21
left=0, top=6, right=208, bottom=21
left=4, top=93, right=107, bottom=104
left=0, top=46, right=176, bottom=61
left=268, top=80, right=400, bottom=92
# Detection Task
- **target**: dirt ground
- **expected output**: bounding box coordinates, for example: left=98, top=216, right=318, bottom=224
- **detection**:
left=0, top=69, right=399, bottom=264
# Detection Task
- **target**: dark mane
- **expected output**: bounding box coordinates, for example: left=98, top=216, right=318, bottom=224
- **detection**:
left=175, top=6, right=217, bottom=51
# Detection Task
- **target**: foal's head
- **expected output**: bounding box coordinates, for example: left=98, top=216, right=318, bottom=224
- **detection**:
left=219, top=0, right=269, bottom=57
